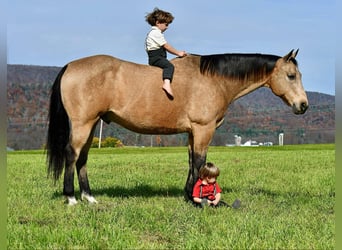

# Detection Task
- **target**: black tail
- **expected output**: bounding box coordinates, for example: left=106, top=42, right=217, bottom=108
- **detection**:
left=46, top=65, right=69, bottom=181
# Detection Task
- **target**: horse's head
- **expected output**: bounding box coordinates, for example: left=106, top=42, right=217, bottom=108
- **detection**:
left=268, top=49, right=308, bottom=114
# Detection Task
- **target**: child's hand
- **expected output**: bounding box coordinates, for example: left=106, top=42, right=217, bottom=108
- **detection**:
left=178, top=51, right=187, bottom=57
left=210, top=199, right=219, bottom=206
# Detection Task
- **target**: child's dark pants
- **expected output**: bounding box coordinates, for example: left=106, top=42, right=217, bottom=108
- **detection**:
left=147, top=48, right=174, bottom=81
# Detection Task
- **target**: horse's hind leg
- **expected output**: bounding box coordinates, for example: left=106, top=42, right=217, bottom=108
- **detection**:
left=76, top=123, right=98, bottom=204
left=64, top=120, right=98, bottom=205
left=76, top=149, right=97, bottom=204
left=63, top=144, right=77, bottom=205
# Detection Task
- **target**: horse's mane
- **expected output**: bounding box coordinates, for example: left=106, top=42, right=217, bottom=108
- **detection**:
left=199, top=53, right=294, bottom=81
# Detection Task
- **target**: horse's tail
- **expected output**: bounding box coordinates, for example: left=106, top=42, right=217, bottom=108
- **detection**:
left=46, top=65, right=69, bottom=181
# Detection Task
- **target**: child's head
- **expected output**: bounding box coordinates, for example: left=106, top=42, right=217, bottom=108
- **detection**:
left=199, top=162, right=220, bottom=180
left=145, top=8, right=174, bottom=26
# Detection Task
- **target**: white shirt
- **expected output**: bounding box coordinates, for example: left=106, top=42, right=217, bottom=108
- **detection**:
left=145, top=26, right=167, bottom=51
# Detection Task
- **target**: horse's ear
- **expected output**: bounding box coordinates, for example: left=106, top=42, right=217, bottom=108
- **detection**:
left=293, top=49, right=299, bottom=58
left=284, top=49, right=299, bottom=62
left=283, top=49, right=294, bottom=62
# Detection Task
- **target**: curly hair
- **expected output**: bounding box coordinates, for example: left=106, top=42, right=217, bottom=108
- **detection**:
left=199, top=162, right=220, bottom=179
left=145, top=8, right=174, bottom=26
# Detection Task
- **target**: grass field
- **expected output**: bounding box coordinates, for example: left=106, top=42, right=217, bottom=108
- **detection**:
left=7, top=145, right=335, bottom=249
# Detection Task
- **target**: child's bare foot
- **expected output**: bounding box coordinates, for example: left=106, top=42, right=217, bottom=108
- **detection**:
left=162, top=80, right=174, bottom=98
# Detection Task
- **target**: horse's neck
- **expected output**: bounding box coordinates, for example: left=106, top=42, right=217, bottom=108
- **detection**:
left=175, top=55, right=270, bottom=101
left=232, top=80, right=268, bottom=101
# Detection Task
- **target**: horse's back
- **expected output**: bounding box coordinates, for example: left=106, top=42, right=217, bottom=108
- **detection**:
left=66, top=55, right=130, bottom=76
left=60, top=55, right=191, bottom=132
left=64, top=54, right=161, bottom=86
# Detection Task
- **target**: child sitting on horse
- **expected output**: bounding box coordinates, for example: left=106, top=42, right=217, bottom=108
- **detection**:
left=145, top=8, right=187, bottom=98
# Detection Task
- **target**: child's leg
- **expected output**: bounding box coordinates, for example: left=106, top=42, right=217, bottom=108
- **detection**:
left=161, top=61, right=174, bottom=83
left=161, top=61, right=174, bottom=97
left=150, top=57, right=175, bottom=97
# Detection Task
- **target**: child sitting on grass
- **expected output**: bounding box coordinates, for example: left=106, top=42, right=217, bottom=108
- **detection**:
left=193, top=162, right=241, bottom=208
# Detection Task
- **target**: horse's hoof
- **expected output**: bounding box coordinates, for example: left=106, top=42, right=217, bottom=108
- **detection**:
left=66, top=196, right=78, bottom=206
left=81, top=192, right=98, bottom=204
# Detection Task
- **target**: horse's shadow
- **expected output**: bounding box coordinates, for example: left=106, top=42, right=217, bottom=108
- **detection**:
left=94, top=184, right=185, bottom=198
left=52, top=184, right=185, bottom=199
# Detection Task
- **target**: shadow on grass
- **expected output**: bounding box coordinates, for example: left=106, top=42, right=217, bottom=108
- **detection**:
left=52, top=184, right=185, bottom=199
left=94, top=184, right=185, bottom=198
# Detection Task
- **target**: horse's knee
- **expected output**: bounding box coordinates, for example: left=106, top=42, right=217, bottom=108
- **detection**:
left=65, top=144, right=76, bottom=166
left=76, top=151, right=89, bottom=178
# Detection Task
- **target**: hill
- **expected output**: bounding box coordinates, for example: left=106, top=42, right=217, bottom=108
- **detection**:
left=7, top=64, right=335, bottom=150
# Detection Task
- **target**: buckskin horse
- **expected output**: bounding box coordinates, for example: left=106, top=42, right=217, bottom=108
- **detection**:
left=47, top=49, right=308, bottom=205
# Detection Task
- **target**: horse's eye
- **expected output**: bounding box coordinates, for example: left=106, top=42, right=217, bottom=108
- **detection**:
left=287, top=74, right=296, bottom=80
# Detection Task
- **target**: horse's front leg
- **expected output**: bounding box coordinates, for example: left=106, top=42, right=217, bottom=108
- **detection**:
left=184, top=144, right=206, bottom=201
left=185, top=124, right=215, bottom=201
left=184, top=133, right=195, bottom=201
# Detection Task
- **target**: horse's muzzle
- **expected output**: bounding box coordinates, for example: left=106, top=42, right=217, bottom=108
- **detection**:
left=292, top=102, right=308, bottom=115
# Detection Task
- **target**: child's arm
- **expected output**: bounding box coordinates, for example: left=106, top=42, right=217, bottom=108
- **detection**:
left=193, top=197, right=203, bottom=204
left=163, top=43, right=187, bottom=57
left=209, top=192, right=221, bottom=206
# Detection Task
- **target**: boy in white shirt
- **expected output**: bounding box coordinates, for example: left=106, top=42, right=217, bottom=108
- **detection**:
left=145, top=8, right=187, bottom=99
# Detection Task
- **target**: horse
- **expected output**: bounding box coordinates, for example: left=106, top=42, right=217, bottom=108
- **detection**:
left=47, top=49, right=308, bottom=205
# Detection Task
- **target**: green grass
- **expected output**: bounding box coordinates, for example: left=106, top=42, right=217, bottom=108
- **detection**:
left=8, top=145, right=335, bottom=249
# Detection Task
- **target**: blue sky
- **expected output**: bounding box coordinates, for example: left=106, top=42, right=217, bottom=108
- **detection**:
left=7, top=0, right=335, bottom=95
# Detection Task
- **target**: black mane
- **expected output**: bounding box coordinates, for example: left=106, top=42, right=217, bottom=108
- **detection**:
left=199, top=53, right=283, bottom=81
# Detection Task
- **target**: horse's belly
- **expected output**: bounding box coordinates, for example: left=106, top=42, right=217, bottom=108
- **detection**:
left=102, top=110, right=189, bottom=135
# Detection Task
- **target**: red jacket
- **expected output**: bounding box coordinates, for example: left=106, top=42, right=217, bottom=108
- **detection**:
left=192, top=178, right=222, bottom=200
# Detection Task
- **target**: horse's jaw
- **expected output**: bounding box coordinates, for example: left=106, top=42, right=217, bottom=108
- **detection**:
left=279, top=94, right=308, bottom=115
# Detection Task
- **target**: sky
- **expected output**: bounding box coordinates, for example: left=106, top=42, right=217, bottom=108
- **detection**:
left=7, top=0, right=335, bottom=95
